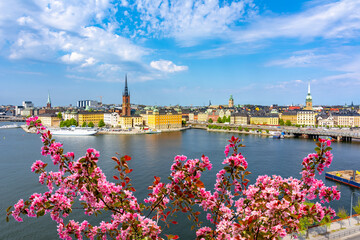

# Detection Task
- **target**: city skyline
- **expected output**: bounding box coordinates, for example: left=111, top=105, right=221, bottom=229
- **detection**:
left=1, top=0, right=360, bottom=106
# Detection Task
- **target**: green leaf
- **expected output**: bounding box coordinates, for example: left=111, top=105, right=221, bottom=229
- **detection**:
left=37, top=209, right=45, bottom=217
left=6, top=206, right=12, bottom=212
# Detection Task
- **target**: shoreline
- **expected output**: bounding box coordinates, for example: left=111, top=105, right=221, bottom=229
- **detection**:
left=20, top=125, right=191, bottom=135
left=206, top=128, right=293, bottom=137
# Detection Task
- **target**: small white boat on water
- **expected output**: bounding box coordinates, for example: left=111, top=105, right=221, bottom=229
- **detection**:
left=0, top=124, right=20, bottom=129
left=51, top=126, right=97, bottom=136
left=145, top=129, right=162, bottom=134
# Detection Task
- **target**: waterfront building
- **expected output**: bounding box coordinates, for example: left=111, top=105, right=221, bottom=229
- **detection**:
left=181, top=109, right=190, bottom=123
left=63, top=110, right=79, bottom=122
left=78, top=111, right=104, bottom=126
left=197, top=112, right=209, bottom=123
left=279, top=111, right=298, bottom=125
left=15, top=106, right=24, bottom=115
left=21, top=108, right=37, bottom=117
left=207, top=109, right=220, bottom=122
left=250, top=114, right=279, bottom=125
left=304, top=83, right=313, bottom=110
left=188, top=112, right=198, bottom=122
left=104, top=112, right=120, bottom=127
left=38, top=114, right=61, bottom=127
left=132, top=114, right=143, bottom=127
left=333, top=112, right=360, bottom=127
left=230, top=112, right=248, bottom=125
left=317, top=113, right=335, bottom=127
left=118, top=116, right=133, bottom=129
left=228, top=95, right=234, bottom=108
left=297, top=110, right=316, bottom=126
left=147, top=109, right=182, bottom=130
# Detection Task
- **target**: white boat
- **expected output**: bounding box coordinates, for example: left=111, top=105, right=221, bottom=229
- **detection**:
left=145, top=129, right=162, bottom=134
left=51, top=126, right=97, bottom=136
left=0, top=124, right=20, bottom=129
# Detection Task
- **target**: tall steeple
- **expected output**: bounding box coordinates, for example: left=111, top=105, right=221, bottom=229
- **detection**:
left=122, top=74, right=131, bottom=116
left=46, top=91, right=51, bottom=109
left=123, top=74, right=129, bottom=97
left=305, top=82, right=313, bottom=110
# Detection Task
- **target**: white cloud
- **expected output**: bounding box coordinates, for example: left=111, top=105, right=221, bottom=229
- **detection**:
left=81, top=57, right=96, bottom=67
left=134, top=0, right=257, bottom=46
left=150, top=60, right=188, bottom=73
left=33, top=0, right=113, bottom=32
left=265, top=79, right=304, bottom=89
left=61, top=52, right=85, bottom=63
left=267, top=51, right=346, bottom=68
left=232, top=0, right=360, bottom=43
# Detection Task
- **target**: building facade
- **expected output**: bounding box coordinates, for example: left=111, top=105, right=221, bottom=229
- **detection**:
left=78, top=112, right=104, bottom=126
left=230, top=112, right=248, bottom=125
left=38, top=114, right=61, bottom=127
left=77, top=100, right=100, bottom=109
left=250, top=115, right=279, bottom=125
left=147, top=109, right=182, bottom=130
left=297, top=111, right=316, bottom=126
left=279, top=111, right=298, bottom=125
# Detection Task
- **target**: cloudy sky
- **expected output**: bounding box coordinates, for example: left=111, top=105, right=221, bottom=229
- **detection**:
left=1, top=0, right=360, bottom=107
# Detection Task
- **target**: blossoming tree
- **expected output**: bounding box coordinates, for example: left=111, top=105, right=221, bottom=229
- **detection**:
left=6, top=117, right=340, bottom=239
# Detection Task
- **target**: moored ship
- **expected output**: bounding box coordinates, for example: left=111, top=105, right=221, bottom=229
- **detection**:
left=51, top=126, right=97, bottom=136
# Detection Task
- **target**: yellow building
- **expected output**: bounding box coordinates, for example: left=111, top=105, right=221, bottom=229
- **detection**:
left=279, top=112, right=298, bottom=125
left=78, top=112, right=104, bottom=126
left=250, top=115, right=279, bottom=125
left=147, top=109, right=182, bottom=130
left=334, top=114, right=360, bottom=127
left=118, top=116, right=133, bottom=129
left=38, top=114, right=61, bottom=127
left=230, top=112, right=248, bottom=125
left=197, top=112, right=208, bottom=123
left=297, top=111, right=316, bottom=126
left=132, top=115, right=143, bottom=127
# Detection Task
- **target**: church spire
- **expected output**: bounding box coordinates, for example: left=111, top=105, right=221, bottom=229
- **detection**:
left=47, top=91, right=51, bottom=104
left=123, top=74, right=129, bottom=97
left=46, top=91, right=52, bottom=109
left=308, top=82, right=311, bottom=94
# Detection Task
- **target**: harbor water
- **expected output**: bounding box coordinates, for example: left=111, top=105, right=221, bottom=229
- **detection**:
left=1, top=123, right=360, bottom=239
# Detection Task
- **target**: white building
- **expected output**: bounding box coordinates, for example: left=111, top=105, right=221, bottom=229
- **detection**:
left=22, top=101, right=34, bottom=108
left=77, top=100, right=100, bottom=109
left=104, top=112, right=120, bottom=127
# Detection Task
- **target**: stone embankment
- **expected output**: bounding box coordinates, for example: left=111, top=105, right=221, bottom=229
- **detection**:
left=97, top=126, right=190, bottom=135
left=283, top=215, right=360, bottom=240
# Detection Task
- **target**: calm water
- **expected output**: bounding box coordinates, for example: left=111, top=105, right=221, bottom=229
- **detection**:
left=1, top=123, right=360, bottom=239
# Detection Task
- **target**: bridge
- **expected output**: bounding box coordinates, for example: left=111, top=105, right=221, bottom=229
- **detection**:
left=0, top=116, right=26, bottom=122
left=190, top=122, right=360, bottom=142
left=283, top=129, right=360, bottom=142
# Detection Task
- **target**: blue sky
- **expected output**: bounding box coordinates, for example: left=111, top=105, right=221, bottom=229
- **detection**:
left=1, top=0, right=360, bottom=107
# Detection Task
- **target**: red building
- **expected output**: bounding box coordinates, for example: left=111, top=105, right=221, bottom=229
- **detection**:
left=289, top=106, right=300, bottom=110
